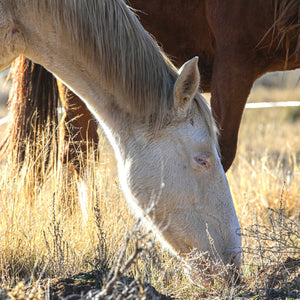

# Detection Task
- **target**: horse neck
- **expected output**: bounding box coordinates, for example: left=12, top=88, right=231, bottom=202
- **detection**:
left=17, top=0, right=177, bottom=155
left=19, top=0, right=176, bottom=122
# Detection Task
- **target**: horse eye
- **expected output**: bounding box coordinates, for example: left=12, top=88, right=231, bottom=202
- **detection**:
left=196, top=157, right=204, bottom=164
left=194, top=155, right=210, bottom=169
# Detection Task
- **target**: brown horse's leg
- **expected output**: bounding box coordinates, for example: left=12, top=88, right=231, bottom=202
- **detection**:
left=210, top=50, right=255, bottom=172
left=205, top=1, right=262, bottom=172
left=57, top=82, right=99, bottom=175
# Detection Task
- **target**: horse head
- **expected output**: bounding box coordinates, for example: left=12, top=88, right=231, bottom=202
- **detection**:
left=121, top=57, right=242, bottom=284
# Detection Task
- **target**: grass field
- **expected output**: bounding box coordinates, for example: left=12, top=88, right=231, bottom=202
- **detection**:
left=0, top=71, right=299, bottom=299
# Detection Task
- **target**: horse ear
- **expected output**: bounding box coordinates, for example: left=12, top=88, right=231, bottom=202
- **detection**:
left=174, top=57, right=200, bottom=114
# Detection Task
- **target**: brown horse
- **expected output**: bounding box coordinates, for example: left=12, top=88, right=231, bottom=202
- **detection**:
left=1, top=0, right=299, bottom=173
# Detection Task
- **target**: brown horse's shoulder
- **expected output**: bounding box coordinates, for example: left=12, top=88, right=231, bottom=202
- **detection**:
left=128, top=0, right=214, bottom=90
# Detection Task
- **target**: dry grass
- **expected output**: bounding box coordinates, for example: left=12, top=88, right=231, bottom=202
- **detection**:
left=0, top=74, right=300, bottom=299
left=249, top=70, right=300, bottom=103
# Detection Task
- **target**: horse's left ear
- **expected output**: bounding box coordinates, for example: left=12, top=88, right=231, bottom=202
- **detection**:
left=174, top=57, right=200, bottom=114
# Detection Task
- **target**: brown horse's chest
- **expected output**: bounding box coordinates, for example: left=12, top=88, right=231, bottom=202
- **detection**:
left=127, top=0, right=215, bottom=91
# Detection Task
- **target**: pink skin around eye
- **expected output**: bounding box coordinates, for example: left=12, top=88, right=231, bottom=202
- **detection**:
left=194, top=154, right=210, bottom=169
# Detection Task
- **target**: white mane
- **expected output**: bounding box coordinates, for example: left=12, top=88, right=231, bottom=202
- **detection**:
left=30, top=0, right=217, bottom=141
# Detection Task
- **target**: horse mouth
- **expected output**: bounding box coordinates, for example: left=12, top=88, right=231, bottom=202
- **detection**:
left=183, top=248, right=242, bottom=288
left=230, top=249, right=242, bottom=269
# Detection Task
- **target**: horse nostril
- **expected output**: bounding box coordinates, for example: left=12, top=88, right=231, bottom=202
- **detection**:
left=230, top=250, right=242, bottom=268
left=225, top=250, right=242, bottom=285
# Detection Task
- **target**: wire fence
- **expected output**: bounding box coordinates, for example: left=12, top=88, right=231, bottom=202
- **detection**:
left=1, top=101, right=300, bottom=126
left=245, top=101, right=300, bottom=109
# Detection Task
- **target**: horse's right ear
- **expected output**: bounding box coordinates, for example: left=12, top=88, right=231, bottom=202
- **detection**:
left=174, top=57, right=200, bottom=115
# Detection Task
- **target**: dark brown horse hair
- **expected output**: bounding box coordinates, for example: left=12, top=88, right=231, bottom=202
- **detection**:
left=261, top=0, right=300, bottom=67
left=0, top=56, right=59, bottom=166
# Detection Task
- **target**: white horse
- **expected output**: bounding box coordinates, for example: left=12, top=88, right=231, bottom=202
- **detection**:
left=0, top=0, right=241, bottom=282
